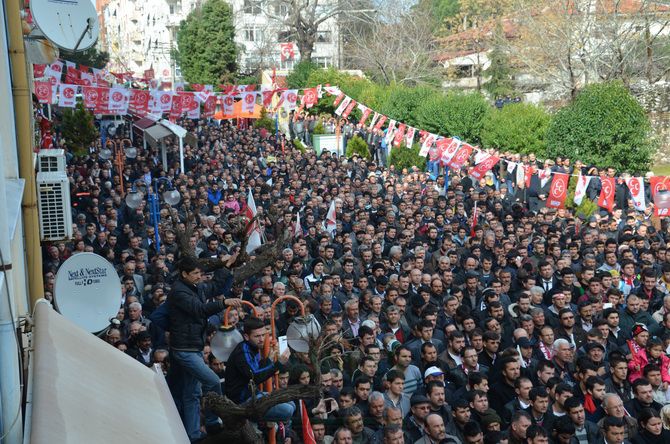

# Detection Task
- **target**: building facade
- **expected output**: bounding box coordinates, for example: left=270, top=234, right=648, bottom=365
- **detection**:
left=97, top=0, right=340, bottom=81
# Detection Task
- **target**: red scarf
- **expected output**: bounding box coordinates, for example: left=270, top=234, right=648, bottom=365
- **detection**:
left=628, top=339, right=642, bottom=358
left=584, top=394, right=597, bottom=414
left=539, top=341, right=553, bottom=360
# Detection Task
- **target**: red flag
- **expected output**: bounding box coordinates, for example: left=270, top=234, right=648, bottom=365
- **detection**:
left=143, top=68, right=155, bottom=80
left=392, top=124, right=406, bottom=147
left=300, top=400, right=316, bottom=444
left=34, top=81, right=54, bottom=104
left=469, top=154, right=500, bottom=180
left=262, top=90, right=276, bottom=108
left=598, top=177, right=615, bottom=213
left=169, top=93, right=183, bottom=121
left=33, top=64, right=46, bottom=78
left=341, top=99, right=356, bottom=119
left=130, top=89, right=150, bottom=114
left=373, top=115, right=387, bottom=132
left=650, top=176, right=670, bottom=216
left=301, top=87, right=318, bottom=108
left=191, top=83, right=204, bottom=92
left=82, top=86, right=100, bottom=108
left=447, top=143, right=473, bottom=169
left=333, top=93, right=345, bottom=107
left=94, top=87, right=110, bottom=114
left=546, top=173, right=569, bottom=209
left=202, top=95, right=217, bottom=118
left=280, top=43, right=296, bottom=62
left=66, top=66, right=79, bottom=84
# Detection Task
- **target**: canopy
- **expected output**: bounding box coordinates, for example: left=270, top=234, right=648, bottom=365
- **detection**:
left=29, top=301, right=188, bottom=443
left=214, top=100, right=263, bottom=120
left=144, top=124, right=173, bottom=147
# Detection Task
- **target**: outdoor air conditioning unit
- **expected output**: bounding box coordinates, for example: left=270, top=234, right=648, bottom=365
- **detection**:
left=37, top=172, right=73, bottom=241
left=37, top=149, right=67, bottom=173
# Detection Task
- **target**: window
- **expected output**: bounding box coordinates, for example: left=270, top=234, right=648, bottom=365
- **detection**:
left=312, top=57, right=332, bottom=68
left=277, top=31, right=293, bottom=43
left=316, top=31, right=332, bottom=43
left=454, top=65, right=473, bottom=79
left=274, top=3, right=289, bottom=15
left=280, top=58, right=295, bottom=70
left=244, top=27, right=263, bottom=42
left=244, top=0, right=262, bottom=14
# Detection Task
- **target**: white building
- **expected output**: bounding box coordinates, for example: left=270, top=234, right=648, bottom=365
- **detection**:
left=97, top=0, right=341, bottom=81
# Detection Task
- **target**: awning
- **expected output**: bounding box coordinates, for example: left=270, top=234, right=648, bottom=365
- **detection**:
left=134, top=116, right=157, bottom=130
left=29, top=301, right=188, bottom=443
left=144, top=124, right=174, bottom=147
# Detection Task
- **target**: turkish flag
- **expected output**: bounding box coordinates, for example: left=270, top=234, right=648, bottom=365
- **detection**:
left=33, top=64, right=46, bottom=78
left=470, top=154, right=500, bottom=181
left=598, top=177, right=616, bottom=212
left=299, top=400, right=316, bottom=444
left=202, top=95, right=217, bottom=118
left=650, top=176, right=670, bottom=216
left=82, top=86, right=100, bottom=109
left=447, top=143, right=473, bottom=169
left=547, top=173, right=569, bottom=209
left=302, top=87, right=318, bottom=108
left=280, top=43, right=295, bottom=62
left=34, top=81, right=54, bottom=104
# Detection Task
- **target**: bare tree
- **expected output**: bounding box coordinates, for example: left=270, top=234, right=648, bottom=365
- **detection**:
left=263, top=0, right=376, bottom=63
left=346, top=1, right=441, bottom=86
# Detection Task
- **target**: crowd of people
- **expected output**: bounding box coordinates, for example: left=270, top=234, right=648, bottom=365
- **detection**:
left=41, top=112, right=670, bottom=444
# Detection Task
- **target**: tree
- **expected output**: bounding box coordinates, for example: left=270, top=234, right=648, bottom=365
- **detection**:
left=176, top=0, right=238, bottom=84
left=346, top=1, right=441, bottom=86
left=388, top=143, right=427, bottom=171
left=546, top=81, right=656, bottom=173
left=264, top=0, right=376, bottom=62
left=61, top=103, right=98, bottom=156
left=60, top=45, right=109, bottom=69
left=481, top=103, right=550, bottom=155
left=378, top=85, right=434, bottom=127
left=483, top=20, right=514, bottom=98
left=415, top=0, right=461, bottom=32
left=285, top=60, right=319, bottom=89
left=346, top=135, right=370, bottom=159
left=414, top=91, right=490, bottom=144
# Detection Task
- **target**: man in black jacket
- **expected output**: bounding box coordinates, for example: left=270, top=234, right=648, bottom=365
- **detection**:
left=225, top=317, right=294, bottom=420
left=168, top=257, right=240, bottom=442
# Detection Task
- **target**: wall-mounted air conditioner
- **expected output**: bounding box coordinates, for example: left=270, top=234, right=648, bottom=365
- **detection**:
left=37, top=172, right=72, bottom=241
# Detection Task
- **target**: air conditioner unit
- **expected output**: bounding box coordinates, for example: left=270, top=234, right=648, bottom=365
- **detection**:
left=37, top=172, right=73, bottom=241
left=37, top=149, right=67, bottom=173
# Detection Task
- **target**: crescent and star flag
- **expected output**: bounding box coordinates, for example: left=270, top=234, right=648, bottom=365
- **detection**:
left=245, top=189, right=262, bottom=253
left=34, top=81, right=55, bottom=104
left=469, top=154, right=500, bottom=181
left=574, top=175, right=592, bottom=206
left=598, top=177, right=616, bottom=213
left=650, top=176, right=670, bottom=216
left=301, top=88, right=318, bottom=108
left=546, top=173, right=569, bottom=209
left=625, top=177, right=646, bottom=211
left=241, top=91, right=257, bottom=113
left=325, top=199, right=337, bottom=237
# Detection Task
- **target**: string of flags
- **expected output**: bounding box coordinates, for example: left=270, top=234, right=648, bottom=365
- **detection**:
left=35, top=60, right=670, bottom=216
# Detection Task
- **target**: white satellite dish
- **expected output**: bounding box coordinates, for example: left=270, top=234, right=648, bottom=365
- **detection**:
left=30, top=0, right=100, bottom=51
left=54, top=253, right=121, bottom=333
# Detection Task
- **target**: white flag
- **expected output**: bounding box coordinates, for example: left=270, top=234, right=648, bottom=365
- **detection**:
left=405, top=127, right=416, bottom=148
left=324, top=200, right=337, bottom=237
left=245, top=189, right=262, bottom=253
left=293, top=212, right=302, bottom=238
left=57, top=84, right=77, bottom=108
left=516, top=164, right=526, bottom=188
left=419, top=133, right=437, bottom=157
left=507, top=161, right=517, bottom=175
left=625, top=177, right=646, bottom=211
left=384, top=120, right=397, bottom=144
left=334, top=96, right=352, bottom=116
left=574, top=175, right=592, bottom=206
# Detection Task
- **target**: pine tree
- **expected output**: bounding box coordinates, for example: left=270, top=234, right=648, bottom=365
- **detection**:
left=61, top=103, right=98, bottom=156
left=483, top=45, right=514, bottom=99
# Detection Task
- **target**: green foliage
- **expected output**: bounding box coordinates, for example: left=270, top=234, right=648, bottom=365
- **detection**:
left=564, top=176, right=599, bottom=218
left=176, top=0, right=238, bottom=85
left=293, top=138, right=307, bottom=153
left=237, top=73, right=260, bottom=85
left=346, top=135, right=371, bottom=159
left=61, top=102, right=98, bottom=156
left=60, top=46, right=109, bottom=69
left=415, top=91, right=490, bottom=144
left=546, top=81, right=656, bottom=173
left=378, top=85, right=434, bottom=127
left=481, top=103, right=550, bottom=155
left=286, top=61, right=319, bottom=89
left=483, top=45, right=514, bottom=98
left=313, top=122, right=326, bottom=135
left=253, top=108, right=274, bottom=132
left=388, top=143, right=427, bottom=171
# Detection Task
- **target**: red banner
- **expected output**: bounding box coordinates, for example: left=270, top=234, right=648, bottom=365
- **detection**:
left=392, top=124, right=406, bottom=147
left=598, top=177, right=616, bottom=213
left=333, top=93, right=345, bottom=107
left=82, top=86, right=100, bottom=109
left=469, top=154, right=500, bottom=181
left=34, top=81, right=54, bottom=104
left=202, top=95, right=217, bottom=118
left=358, top=107, right=372, bottom=126
left=301, top=87, right=318, bottom=108
left=129, top=89, right=150, bottom=114
left=341, top=99, right=356, bottom=119
left=546, top=173, right=569, bottom=209
left=447, top=143, right=473, bottom=169
left=373, top=115, right=387, bottom=132
left=650, top=176, right=670, bottom=216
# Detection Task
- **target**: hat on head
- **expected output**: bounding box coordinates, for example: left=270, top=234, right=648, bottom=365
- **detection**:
left=632, top=323, right=649, bottom=337
left=410, top=393, right=430, bottom=407
left=480, top=409, right=502, bottom=428
left=361, top=319, right=376, bottom=330
left=136, top=331, right=151, bottom=341
left=516, top=337, right=534, bottom=349
left=423, top=366, right=444, bottom=379
left=585, top=342, right=605, bottom=352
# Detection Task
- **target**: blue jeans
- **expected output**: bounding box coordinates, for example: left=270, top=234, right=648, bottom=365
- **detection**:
left=171, top=350, right=222, bottom=441
left=251, top=392, right=295, bottom=422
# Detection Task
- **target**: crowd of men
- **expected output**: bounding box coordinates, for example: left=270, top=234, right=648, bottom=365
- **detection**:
left=43, top=114, right=670, bottom=444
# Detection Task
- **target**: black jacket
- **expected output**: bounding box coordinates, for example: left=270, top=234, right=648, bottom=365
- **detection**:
left=224, top=340, right=276, bottom=403
left=167, top=278, right=224, bottom=351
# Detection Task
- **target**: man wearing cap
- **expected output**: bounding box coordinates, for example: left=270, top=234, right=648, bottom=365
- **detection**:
left=404, top=393, right=431, bottom=443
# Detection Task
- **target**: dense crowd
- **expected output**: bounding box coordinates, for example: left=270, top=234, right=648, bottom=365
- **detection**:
left=42, top=113, right=670, bottom=444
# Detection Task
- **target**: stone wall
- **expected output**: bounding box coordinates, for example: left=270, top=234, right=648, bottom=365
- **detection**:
left=629, top=82, right=670, bottom=164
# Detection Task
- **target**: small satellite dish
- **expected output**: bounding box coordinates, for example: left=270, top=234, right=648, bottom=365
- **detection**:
left=30, top=0, right=100, bottom=51
left=54, top=253, right=121, bottom=333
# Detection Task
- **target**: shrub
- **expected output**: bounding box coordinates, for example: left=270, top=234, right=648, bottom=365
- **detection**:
left=481, top=103, right=550, bottom=155
left=546, top=81, right=656, bottom=173
left=415, top=91, right=490, bottom=145
left=312, top=122, right=326, bottom=135
left=388, top=143, right=427, bottom=171
left=346, top=135, right=370, bottom=159
left=565, top=176, right=599, bottom=218
left=286, top=60, right=319, bottom=89
left=61, top=102, right=98, bottom=156
left=253, top=108, right=274, bottom=132
left=293, top=138, right=306, bottom=153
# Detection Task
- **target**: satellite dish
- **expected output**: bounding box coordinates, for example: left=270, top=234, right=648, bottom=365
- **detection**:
left=30, top=0, right=100, bottom=51
left=54, top=253, right=121, bottom=333
left=210, top=326, right=244, bottom=362
left=286, top=315, right=321, bottom=353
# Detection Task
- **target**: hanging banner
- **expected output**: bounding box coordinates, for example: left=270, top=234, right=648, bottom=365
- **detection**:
left=368, top=112, right=380, bottom=131
left=34, top=81, right=54, bottom=104
left=169, top=93, right=183, bottom=120
left=301, top=88, right=318, bottom=108
left=650, top=176, right=668, bottom=199
left=45, top=61, right=64, bottom=80
left=94, top=87, right=110, bottom=114
left=82, top=86, right=99, bottom=109
left=79, top=71, right=95, bottom=86
left=437, top=138, right=460, bottom=165
left=129, top=89, right=150, bottom=114
left=280, top=42, right=296, bottom=62
left=447, top=143, right=473, bottom=169
left=222, top=95, right=235, bottom=115
left=598, top=177, right=616, bottom=213
left=202, top=95, right=217, bottom=118
left=625, top=177, right=646, bottom=211
left=358, top=104, right=372, bottom=126
left=108, top=86, right=130, bottom=114
left=469, top=154, right=500, bottom=181
left=384, top=120, right=397, bottom=144
left=419, top=133, right=437, bottom=157
left=373, top=115, right=387, bottom=132
left=333, top=92, right=345, bottom=107
left=57, top=84, right=77, bottom=108
left=179, top=92, right=199, bottom=119
left=334, top=96, right=352, bottom=116
left=574, top=175, right=592, bottom=206
left=152, top=91, right=173, bottom=113
left=262, top=90, right=276, bottom=108
left=241, top=91, right=257, bottom=113
left=392, top=123, right=406, bottom=148
left=547, top=173, right=569, bottom=209
left=341, top=99, right=357, bottom=119
left=405, top=127, right=416, bottom=148
left=65, top=62, right=79, bottom=84
left=283, top=89, right=298, bottom=111
left=33, top=64, right=46, bottom=78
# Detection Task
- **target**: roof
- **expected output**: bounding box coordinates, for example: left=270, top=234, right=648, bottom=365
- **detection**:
left=29, top=301, right=188, bottom=443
